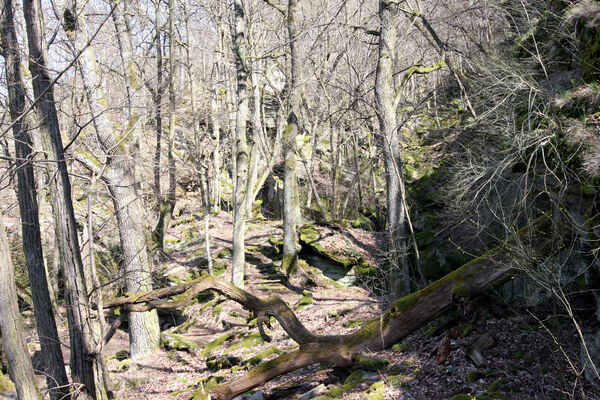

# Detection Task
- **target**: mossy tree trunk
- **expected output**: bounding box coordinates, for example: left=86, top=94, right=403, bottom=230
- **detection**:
left=374, top=0, right=410, bottom=295
left=23, top=0, right=112, bottom=396
left=66, top=0, right=160, bottom=359
left=152, top=0, right=164, bottom=218
left=0, top=215, right=41, bottom=400
left=0, top=1, right=69, bottom=397
left=102, top=216, right=556, bottom=400
left=152, top=0, right=178, bottom=251
left=110, top=0, right=146, bottom=192
left=245, top=55, right=262, bottom=218
left=232, top=0, right=250, bottom=289
left=281, top=0, right=302, bottom=276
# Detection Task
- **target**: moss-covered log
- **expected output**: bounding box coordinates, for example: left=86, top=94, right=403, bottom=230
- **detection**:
left=102, top=215, right=559, bottom=400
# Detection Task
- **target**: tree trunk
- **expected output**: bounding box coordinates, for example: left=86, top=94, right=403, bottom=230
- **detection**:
left=0, top=215, right=41, bottom=400
left=23, top=0, right=112, bottom=397
left=152, top=0, right=177, bottom=250
left=232, top=0, right=250, bottom=289
left=210, top=63, right=222, bottom=213
left=153, top=0, right=163, bottom=207
left=111, top=0, right=145, bottom=193
left=245, top=56, right=262, bottom=218
left=65, top=0, right=160, bottom=359
left=281, top=0, right=302, bottom=276
left=0, top=1, right=70, bottom=397
left=103, top=216, right=557, bottom=400
left=374, top=0, right=410, bottom=295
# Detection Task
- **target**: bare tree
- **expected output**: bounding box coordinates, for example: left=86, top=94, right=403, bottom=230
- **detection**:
left=65, top=0, right=160, bottom=358
left=374, top=0, right=411, bottom=295
left=0, top=0, right=70, bottom=396
left=23, top=0, right=112, bottom=396
left=232, top=0, right=250, bottom=288
left=0, top=215, right=41, bottom=400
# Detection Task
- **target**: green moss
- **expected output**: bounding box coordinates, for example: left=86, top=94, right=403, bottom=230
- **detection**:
left=189, top=376, right=225, bottom=399
left=449, top=395, right=475, bottom=400
left=206, top=355, right=241, bottom=371
left=299, top=225, right=364, bottom=268
left=212, top=303, right=224, bottom=318
left=224, top=332, right=264, bottom=354
left=295, top=294, right=314, bottom=311
left=161, top=333, right=198, bottom=353
left=212, top=260, right=227, bottom=277
left=173, top=318, right=198, bottom=334
left=343, top=319, right=364, bottom=329
left=366, top=380, right=385, bottom=400
left=281, top=253, right=298, bottom=276
left=467, top=370, right=494, bottom=383
left=352, top=355, right=389, bottom=371
left=462, top=323, right=474, bottom=337
left=326, top=385, right=343, bottom=398
left=0, top=371, right=14, bottom=393
left=200, top=332, right=236, bottom=357
left=106, top=349, right=130, bottom=362
left=216, top=248, right=232, bottom=258
left=487, top=378, right=511, bottom=392
left=342, top=370, right=365, bottom=391
left=391, top=342, right=409, bottom=353
left=244, top=347, right=282, bottom=367
left=385, top=374, right=413, bottom=388
left=268, top=236, right=283, bottom=249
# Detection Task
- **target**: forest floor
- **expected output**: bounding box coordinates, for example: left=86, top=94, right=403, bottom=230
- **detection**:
left=12, top=193, right=598, bottom=400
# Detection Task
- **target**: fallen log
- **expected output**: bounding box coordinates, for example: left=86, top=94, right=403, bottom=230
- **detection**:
left=102, top=215, right=560, bottom=399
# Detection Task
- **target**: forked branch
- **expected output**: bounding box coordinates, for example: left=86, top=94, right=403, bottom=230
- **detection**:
left=102, top=216, right=558, bottom=400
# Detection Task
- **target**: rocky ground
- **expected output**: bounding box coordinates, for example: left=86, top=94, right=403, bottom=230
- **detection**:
left=9, top=193, right=600, bottom=399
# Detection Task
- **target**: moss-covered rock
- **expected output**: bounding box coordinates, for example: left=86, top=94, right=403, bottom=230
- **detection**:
left=352, top=355, right=389, bottom=372
left=299, top=225, right=369, bottom=269
left=224, top=332, right=264, bottom=355
left=161, top=333, right=198, bottom=353
left=295, top=292, right=314, bottom=311
left=342, top=370, right=365, bottom=391
left=243, top=347, right=282, bottom=367
left=366, top=380, right=385, bottom=400
left=200, top=332, right=237, bottom=357
left=326, top=385, right=343, bottom=398
left=391, top=342, right=409, bottom=353
left=206, top=355, right=241, bottom=371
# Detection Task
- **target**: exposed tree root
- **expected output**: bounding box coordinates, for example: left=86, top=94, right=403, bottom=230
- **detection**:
left=101, top=215, right=559, bottom=399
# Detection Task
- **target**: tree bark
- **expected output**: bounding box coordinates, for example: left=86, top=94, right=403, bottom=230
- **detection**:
left=245, top=56, right=262, bottom=218
left=232, top=0, right=250, bottom=289
left=0, top=215, right=41, bottom=400
left=111, top=0, right=145, bottom=192
left=23, top=0, right=112, bottom=396
left=0, top=0, right=70, bottom=397
left=152, top=0, right=164, bottom=206
left=281, top=0, right=302, bottom=276
left=65, top=0, right=160, bottom=359
left=374, top=0, right=410, bottom=295
left=152, top=0, right=178, bottom=250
